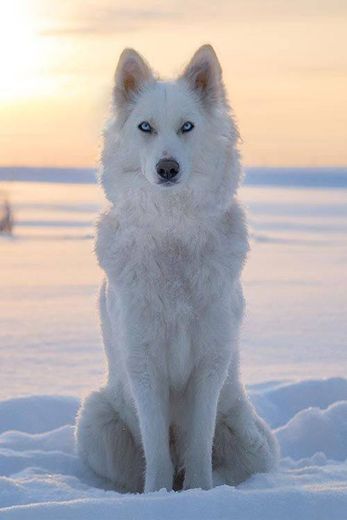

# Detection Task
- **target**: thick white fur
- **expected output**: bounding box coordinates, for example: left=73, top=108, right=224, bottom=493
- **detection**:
left=76, top=45, right=279, bottom=493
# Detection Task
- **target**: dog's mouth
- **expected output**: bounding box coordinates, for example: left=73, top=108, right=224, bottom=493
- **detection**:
left=156, top=179, right=181, bottom=188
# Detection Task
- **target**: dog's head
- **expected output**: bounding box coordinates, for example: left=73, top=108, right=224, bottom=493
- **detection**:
left=101, top=45, right=241, bottom=207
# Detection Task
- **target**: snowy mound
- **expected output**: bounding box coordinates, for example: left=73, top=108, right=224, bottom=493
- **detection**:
left=1, top=378, right=347, bottom=519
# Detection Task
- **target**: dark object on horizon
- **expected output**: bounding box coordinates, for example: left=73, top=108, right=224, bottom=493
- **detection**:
left=0, top=193, right=14, bottom=234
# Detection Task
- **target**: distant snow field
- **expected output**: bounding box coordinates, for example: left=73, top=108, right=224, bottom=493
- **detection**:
left=0, top=168, right=346, bottom=518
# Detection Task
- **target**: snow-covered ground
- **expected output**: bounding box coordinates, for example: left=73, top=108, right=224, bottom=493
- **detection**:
left=0, top=168, right=346, bottom=518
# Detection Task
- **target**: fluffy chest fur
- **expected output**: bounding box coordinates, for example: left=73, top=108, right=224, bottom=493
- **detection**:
left=96, top=198, right=248, bottom=318
left=96, top=197, right=248, bottom=389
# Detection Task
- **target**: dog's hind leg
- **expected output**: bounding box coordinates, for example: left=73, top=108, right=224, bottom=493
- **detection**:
left=76, top=388, right=144, bottom=493
left=213, top=393, right=279, bottom=486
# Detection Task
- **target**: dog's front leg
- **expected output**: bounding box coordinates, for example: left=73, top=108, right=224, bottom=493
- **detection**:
left=184, top=356, right=228, bottom=490
left=127, top=351, right=173, bottom=493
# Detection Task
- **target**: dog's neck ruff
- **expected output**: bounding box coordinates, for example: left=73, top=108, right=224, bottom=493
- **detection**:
left=111, top=184, right=236, bottom=231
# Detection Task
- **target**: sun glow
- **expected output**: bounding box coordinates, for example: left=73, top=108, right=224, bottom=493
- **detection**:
left=0, top=1, right=54, bottom=100
left=0, top=0, right=346, bottom=167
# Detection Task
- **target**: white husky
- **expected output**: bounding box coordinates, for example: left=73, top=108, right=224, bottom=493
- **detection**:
left=76, top=45, right=278, bottom=493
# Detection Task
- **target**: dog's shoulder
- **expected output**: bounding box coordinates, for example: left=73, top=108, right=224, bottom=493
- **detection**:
left=95, top=207, right=120, bottom=271
left=221, top=199, right=248, bottom=239
left=219, top=199, right=249, bottom=265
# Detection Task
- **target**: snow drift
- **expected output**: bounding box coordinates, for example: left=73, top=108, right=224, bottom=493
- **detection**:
left=1, top=378, right=346, bottom=519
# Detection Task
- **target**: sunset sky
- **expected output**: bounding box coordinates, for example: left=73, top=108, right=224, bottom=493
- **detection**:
left=0, top=0, right=346, bottom=167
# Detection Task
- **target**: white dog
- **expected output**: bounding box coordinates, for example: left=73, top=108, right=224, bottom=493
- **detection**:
left=76, top=45, right=279, bottom=493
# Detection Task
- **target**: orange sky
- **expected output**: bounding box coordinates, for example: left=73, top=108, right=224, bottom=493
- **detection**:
left=0, top=0, right=346, bottom=167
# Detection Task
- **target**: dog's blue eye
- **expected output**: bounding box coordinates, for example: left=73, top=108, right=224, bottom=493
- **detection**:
left=138, top=121, right=152, bottom=133
left=181, top=121, right=194, bottom=133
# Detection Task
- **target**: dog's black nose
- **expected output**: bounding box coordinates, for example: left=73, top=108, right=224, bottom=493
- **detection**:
left=156, top=158, right=180, bottom=181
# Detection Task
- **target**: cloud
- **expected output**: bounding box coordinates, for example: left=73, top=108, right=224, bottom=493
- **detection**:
left=40, top=4, right=183, bottom=36
left=38, top=0, right=347, bottom=38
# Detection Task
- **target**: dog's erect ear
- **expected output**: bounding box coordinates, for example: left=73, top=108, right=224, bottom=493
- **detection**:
left=114, top=49, right=154, bottom=108
left=180, top=45, right=225, bottom=106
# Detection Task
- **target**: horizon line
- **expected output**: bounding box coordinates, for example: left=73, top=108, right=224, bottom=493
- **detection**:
left=1, top=165, right=347, bottom=170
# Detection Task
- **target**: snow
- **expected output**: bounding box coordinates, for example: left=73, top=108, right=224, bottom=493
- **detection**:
left=1, top=381, right=347, bottom=519
left=0, top=167, right=346, bottom=518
